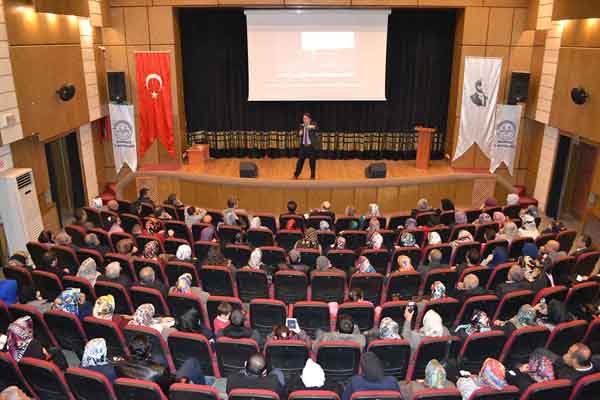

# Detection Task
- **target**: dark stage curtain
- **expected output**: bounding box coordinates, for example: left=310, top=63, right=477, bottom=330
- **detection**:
left=179, top=8, right=456, bottom=141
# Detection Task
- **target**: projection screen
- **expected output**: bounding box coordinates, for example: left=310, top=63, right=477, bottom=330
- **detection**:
left=245, top=9, right=391, bottom=101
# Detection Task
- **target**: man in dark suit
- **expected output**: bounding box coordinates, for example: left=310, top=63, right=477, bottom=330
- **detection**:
left=570, top=234, right=594, bottom=258
left=294, top=112, right=319, bottom=180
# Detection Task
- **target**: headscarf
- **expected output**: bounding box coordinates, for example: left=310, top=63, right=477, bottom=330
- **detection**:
left=456, top=230, right=474, bottom=242
left=430, top=281, right=446, bottom=299
left=200, top=225, right=215, bottom=241
left=455, top=310, right=491, bottom=336
left=521, top=214, right=537, bottom=232
left=367, top=217, right=380, bottom=234
left=145, top=218, right=162, bottom=234
left=77, top=258, right=101, bottom=286
left=400, top=232, right=417, bottom=247
left=301, top=359, right=326, bottom=388
left=143, top=240, right=160, bottom=259
left=528, top=352, right=555, bottom=383
left=105, top=261, right=121, bottom=278
left=454, top=211, right=467, bottom=225
left=93, top=295, right=115, bottom=320
left=176, top=244, right=192, bottom=261
left=379, top=317, right=401, bottom=339
left=370, top=232, right=383, bottom=249
left=493, top=212, right=506, bottom=225
left=527, top=205, right=539, bottom=219
left=333, top=236, right=346, bottom=249
left=506, top=193, right=520, bottom=206
left=361, top=352, right=385, bottom=382
left=425, top=359, right=447, bottom=389
left=488, top=247, right=509, bottom=269
left=129, top=303, right=155, bottom=327
left=368, top=203, right=381, bottom=217
left=484, top=198, right=498, bottom=207
left=355, top=256, right=375, bottom=273
left=55, top=231, right=72, bottom=246
left=304, top=228, right=318, bottom=245
left=428, top=231, right=442, bottom=245
left=250, top=217, right=262, bottom=229
left=396, top=255, right=414, bottom=271
left=7, top=316, right=33, bottom=362
left=500, top=222, right=519, bottom=242
left=319, top=220, right=330, bottom=231
left=478, top=213, right=492, bottom=224
left=522, top=242, right=539, bottom=259
left=53, top=288, right=80, bottom=316
left=478, top=358, right=507, bottom=390
left=175, top=273, right=193, bottom=294
left=417, top=198, right=430, bottom=211
left=248, top=248, right=263, bottom=269
left=81, top=338, right=108, bottom=367
left=421, top=310, right=444, bottom=337
left=405, top=218, right=417, bottom=230
left=509, top=304, right=537, bottom=329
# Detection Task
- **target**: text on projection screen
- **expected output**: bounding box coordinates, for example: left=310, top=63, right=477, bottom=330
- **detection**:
left=245, top=10, right=390, bottom=101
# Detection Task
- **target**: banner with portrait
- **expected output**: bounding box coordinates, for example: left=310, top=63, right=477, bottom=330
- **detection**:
left=109, top=103, right=138, bottom=173
left=490, top=104, right=522, bottom=174
left=453, top=57, right=503, bottom=161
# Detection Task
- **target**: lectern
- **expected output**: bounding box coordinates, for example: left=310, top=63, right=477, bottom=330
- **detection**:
left=188, top=144, right=210, bottom=166
left=415, top=126, right=436, bottom=170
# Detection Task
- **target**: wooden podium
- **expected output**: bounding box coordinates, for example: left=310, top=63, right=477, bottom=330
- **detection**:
left=415, top=126, right=436, bottom=170
left=188, top=144, right=210, bottom=166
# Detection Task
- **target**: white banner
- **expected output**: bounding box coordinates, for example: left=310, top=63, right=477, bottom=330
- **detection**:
left=490, top=104, right=522, bottom=174
left=109, top=104, right=137, bottom=173
left=454, top=57, right=503, bottom=161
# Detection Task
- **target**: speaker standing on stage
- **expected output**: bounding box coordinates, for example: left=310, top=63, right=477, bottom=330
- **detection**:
left=294, top=112, right=319, bottom=180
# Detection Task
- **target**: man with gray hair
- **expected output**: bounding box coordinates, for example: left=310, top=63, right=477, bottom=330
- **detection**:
left=287, top=249, right=309, bottom=273
left=83, top=233, right=110, bottom=256
left=455, top=273, right=490, bottom=302
left=98, top=261, right=132, bottom=288
left=139, top=266, right=168, bottom=299
left=0, top=386, right=30, bottom=400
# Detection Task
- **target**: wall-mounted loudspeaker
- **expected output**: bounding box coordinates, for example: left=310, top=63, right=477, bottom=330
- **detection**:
left=56, top=84, right=76, bottom=102
left=240, top=162, right=258, bottom=178
left=507, top=72, right=530, bottom=105
left=571, top=87, right=589, bottom=105
left=365, top=163, right=386, bottom=179
left=108, top=72, right=127, bottom=103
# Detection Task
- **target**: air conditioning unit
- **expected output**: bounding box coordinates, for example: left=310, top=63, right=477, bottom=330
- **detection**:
left=0, top=168, right=43, bottom=255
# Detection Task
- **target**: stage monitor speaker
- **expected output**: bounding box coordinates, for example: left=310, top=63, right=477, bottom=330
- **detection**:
left=365, top=163, right=386, bottom=179
left=108, top=72, right=127, bottom=103
left=240, top=162, right=258, bottom=178
left=507, top=72, right=530, bottom=105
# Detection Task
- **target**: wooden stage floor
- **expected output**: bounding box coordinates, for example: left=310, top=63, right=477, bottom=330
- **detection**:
left=179, top=158, right=457, bottom=182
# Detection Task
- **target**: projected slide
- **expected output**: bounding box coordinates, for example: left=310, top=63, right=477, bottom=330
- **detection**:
left=245, top=10, right=390, bottom=101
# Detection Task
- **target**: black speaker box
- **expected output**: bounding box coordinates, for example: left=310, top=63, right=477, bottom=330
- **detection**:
left=507, top=72, right=530, bottom=105
left=108, top=71, right=127, bottom=103
left=365, top=163, right=386, bottom=179
left=240, top=162, right=258, bottom=178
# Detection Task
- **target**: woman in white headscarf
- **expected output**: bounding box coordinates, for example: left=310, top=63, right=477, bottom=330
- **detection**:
left=247, top=248, right=264, bottom=270
left=519, top=214, right=539, bottom=239
left=402, top=309, right=449, bottom=353
left=288, top=358, right=340, bottom=394
left=370, top=232, right=384, bottom=250
left=176, top=244, right=193, bottom=261
left=506, top=193, right=520, bottom=206
left=250, top=216, right=262, bottom=229
left=80, top=338, right=117, bottom=383
left=496, top=221, right=520, bottom=243
left=427, top=231, right=442, bottom=246
left=77, top=258, right=101, bottom=287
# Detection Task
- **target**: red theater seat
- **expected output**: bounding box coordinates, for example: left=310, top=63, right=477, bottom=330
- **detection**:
left=20, top=357, right=75, bottom=400
left=65, top=367, right=117, bottom=400
left=250, top=299, right=287, bottom=337
left=215, top=337, right=260, bottom=378
left=316, top=341, right=362, bottom=383
left=265, top=339, right=310, bottom=381
left=229, top=389, right=280, bottom=400
left=291, top=301, right=331, bottom=339
left=518, top=379, right=572, bottom=400
left=367, top=339, right=411, bottom=380
left=114, top=378, right=167, bottom=400
left=169, top=383, right=219, bottom=400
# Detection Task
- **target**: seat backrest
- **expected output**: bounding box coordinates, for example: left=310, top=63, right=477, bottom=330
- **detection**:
left=379, top=301, right=409, bottom=327
left=458, top=266, right=491, bottom=286
left=575, top=251, right=600, bottom=277
left=206, top=295, right=243, bottom=330
left=468, top=386, right=520, bottom=400
left=167, top=332, right=216, bottom=377
left=386, top=272, right=420, bottom=301
left=237, top=269, right=269, bottom=303
left=532, top=286, right=568, bottom=305
left=31, top=270, right=64, bottom=302
left=418, top=298, right=460, bottom=329
left=75, top=249, right=104, bottom=274
left=388, top=214, right=410, bottom=230
left=565, top=282, right=600, bottom=313
left=556, top=230, right=577, bottom=253
left=480, top=239, right=508, bottom=259
left=421, top=269, right=457, bottom=296
left=164, top=261, right=199, bottom=287
left=273, top=270, right=308, bottom=304
left=289, top=390, right=340, bottom=400
left=568, top=371, right=600, bottom=400
left=486, top=263, right=514, bottom=290
left=298, top=249, right=321, bottom=269
left=260, top=246, right=287, bottom=267
left=367, top=339, right=411, bottom=380
left=509, top=237, right=534, bottom=259
left=20, top=357, right=75, bottom=400
left=3, top=265, right=33, bottom=298
left=200, top=266, right=236, bottom=297
left=63, top=275, right=96, bottom=301
left=223, top=244, right=252, bottom=268
left=123, top=325, right=176, bottom=374
left=392, top=247, right=422, bottom=271
left=361, top=249, right=391, bottom=275
left=95, top=281, right=134, bottom=314
left=27, top=241, right=49, bottom=269
left=337, top=302, right=375, bottom=332
left=492, top=290, right=534, bottom=321
left=409, top=336, right=460, bottom=380
left=545, top=320, right=588, bottom=355
left=130, top=286, right=170, bottom=316
left=250, top=299, right=287, bottom=337
left=412, top=389, right=462, bottom=400
left=311, top=272, right=346, bottom=303
left=247, top=228, right=275, bottom=247
left=65, top=367, right=117, bottom=400
left=500, top=326, right=550, bottom=365
left=458, top=331, right=507, bottom=373
left=350, top=273, right=384, bottom=305
left=9, top=303, right=59, bottom=349
left=451, top=242, right=482, bottom=266
left=114, top=377, right=167, bottom=400
left=421, top=244, right=453, bottom=266
left=276, top=230, right=304, bottom=251
left=350, top=391, right=402, bottom=400
left=229, top=389, right=280, bottom=400
left=169, top=383, right=219, bottom=400
left=167, top=293, right=209, bottom=326
left=53, top=245, right=80, bottom=274
left=316, top=341, right=362, bottom=383
left=453, top=295, right=499, bottom=327
left=132, top=258, right=167, bottom=285
left=45, top=310, right=88, bottom=358
left=164, top=220, right=191, bottom=242
left=104, top=253, right=136, bottom=282
left=83, top=317, right=129, bottom=358
left=215, top=337, right=260, bottom=377
left=519, top=379, right=572, bottom=400
left=165, top=238, right=191, bottom=256
left=291, top=301, right=331, bottom=339
left=265, top=339, right=310, bottom=381
left=0, top=353, right=35, bottom=397
left=340, top=230, right=367, bottom=251
left=583, top=317, right=600, bottom=354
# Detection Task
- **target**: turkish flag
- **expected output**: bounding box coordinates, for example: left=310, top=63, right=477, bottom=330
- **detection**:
left=135, top=52, right=175, bottom=158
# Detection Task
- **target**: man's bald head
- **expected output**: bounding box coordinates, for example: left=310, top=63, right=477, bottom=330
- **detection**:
left=463, top=274, right=479, bottom=290
left=246, top=352, right=267, bottom=375
left=429, top=249, right=442, bottom=264
left=0, top=386, right=30, bottom=400
left=508, top=265, right=524, bottom=282
left=139, top=266, right=155, bottom=284
left=545, top=240, right=560, bottom=253
left=564, top=343, right=592, bottom=368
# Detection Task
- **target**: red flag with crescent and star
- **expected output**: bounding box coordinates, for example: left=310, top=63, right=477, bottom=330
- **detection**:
left=135, top=52, right=175, bottom=158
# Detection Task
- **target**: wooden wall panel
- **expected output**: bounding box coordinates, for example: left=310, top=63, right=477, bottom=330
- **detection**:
left=123, top=7, right=150, bottom=45
left=10, top=45, right=89, bottom=140
left=4, top=1, right=81, bottom=45
left=487, top=8, right=514, bottom=46
left=34, top=0, right=90, bottom=17
left=148, top=6, right=175, bottom=45
left=330, top=188, right=355, bottom=214
left=561, top=19, right=600, bottom=49
left=355, top=187, right=377, bottom=212
left=552, top=0, right=600, bottom=21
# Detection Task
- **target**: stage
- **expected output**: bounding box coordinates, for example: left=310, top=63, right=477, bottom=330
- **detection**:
left=117, top=158, right=513, bottom=215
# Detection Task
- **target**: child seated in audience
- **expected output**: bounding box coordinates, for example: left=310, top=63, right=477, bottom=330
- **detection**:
left=213, top=301, right=232, bottom=334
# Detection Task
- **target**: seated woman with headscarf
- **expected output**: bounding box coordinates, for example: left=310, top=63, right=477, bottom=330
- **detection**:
left=493, top=211, right=506, bottom=227
left=414, top=198, right=434, bottom=215
left=494, top=304, right=537, bottom=336
left=481, top=247, right=509, bottom=269
left=450, top=229, right=474, bottom=249
left=403, top=309, right=449, bottom=354
left=80, top=338, right=118, bottom=383
left=427, top=231, right=442, bottom=246
left=331, top=236, right=347, bottom=250
left=392, top=255, right=415, bottom=274
left=519, top=214, right=540, bottom=239
left=288, top=359, right=342, bottom=395
left=454, top=310, right=492, bottom=341
left=77, top=258, right=101, bottom=287
left=93, top=294, right=127, bottom=328
left=294, top=228, right=322, bottom=254
left=52, top=288, right=92, bottom=320
left=267, top=324, right=311, bottom=348
left=143, top=218, right=166, bottom=245
left=365, top=317, right=402, bottom=343
left=128, top=303, right=174, bottom=340
left=474, top=213, right=492, bottom=225
left=143, top=240, right=162, bottom=261
left=360, top=204, right=381, bottom=230
left=400, top=359, right=456, bottom=400
left=398, top=232, right=419, bottom=248
left=506, top=193, right=520, bottom=207
left=172, top=308, right=214, bottom=340
left=353, top=256, right=376, bottom=274
left=318, top=220, right=330, bottom=232
left=508, top=350, right=555, bottom=391
left=115, top=238, right=138, bottom=259
left=368, top=231, right=384, bottom=250
left=342, top=352, right=400, bottom=400
left=534, top=299, right=572, bottom=331
left=496, top=221, right=519, bottom=243
left=457, top=358, right=508, bottom=400
left=168, top=272, right=209, bottom=308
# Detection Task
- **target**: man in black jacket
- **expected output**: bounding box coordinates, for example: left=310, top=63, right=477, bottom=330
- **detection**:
left=455, top=274, right=490, bottom=303
left=217, top=309, right=263, bottom=346
left=294, top=112, right=320, bottom=180
left=227, top=353, right=285, bottom=398
left=495, top=265, right=531, bottom=299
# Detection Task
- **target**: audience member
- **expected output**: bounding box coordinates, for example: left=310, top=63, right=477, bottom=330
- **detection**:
left=519, top=214, right=539, bottom=239
left=457, top=358, right=508, bottom=400
left=570, top=234, right=594, bottom=258
left=496, top=265, right=531, bottom=298
left=80, top=338, right=118, bottom=383
left=481, top=246, right=509, bottom=269
left=496, top=221, right=519, bottom=243
left=0, top=386, right=30, bottom=400
left=506, top=193, right=520, bottom=206
left=354, top=256, right=376, bottom=274
left=342, top=352, right=400, bottom=400
left=550, top=343, right=598, bottom=382
left=417, top=249, right=445, bottom=277
left=39, top=251, right=69, bottom=277
left=456, top=274, right=490, bottom=302
left=226, top=352, right=285, bottom=397
left=218, top=309, right=263, bottom=345
left=509, top=349, right=555, bottom=391
left=313, top=315, right=365, bottom=352
left=92, top=294, right=126, bottom=328
left=52, top=288, right=92, bottom=320
left=83, top=233, right=110, bottom=256
left=138, top=266, right=168, bottom=299
left=454, top=310, right=491, bottom=340
left=77, top=258, right=101, bottom=287
left=97, top=261, right=132, bottom=288
left=365, top=317, right=402, bottom=342
left=168, top=272, right=209, bottom=307
left=287, top=359, right=341, bottom=395
left=173, top=308, right=214, bottom=339
left=294, top=228, right=321, bottom=252
left=115, top=238, right=137, bottom=257
left=213, top=301, right=232, bottom=334
left=394, top=255, right=415, bottom=272
left=37, top=229, right=55, bottom=245
left=403, top=309, right=448, bottom=353
left=494, top=304, right=537, bottom=336
left=541, top=240, right=567, bottom=264
left=400, top=359, right=456, bottom=400
left=399, top=231, right=419, bottom=248
left=288, top=249, right=310, bottom=273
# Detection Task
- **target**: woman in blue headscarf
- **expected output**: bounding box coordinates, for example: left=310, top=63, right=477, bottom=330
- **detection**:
left=482, top=247, right=509, bottom=269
